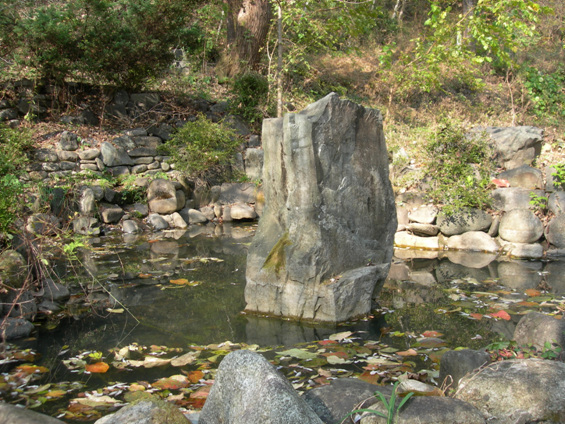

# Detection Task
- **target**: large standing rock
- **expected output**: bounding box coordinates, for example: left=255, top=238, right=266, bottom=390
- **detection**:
left=245, top=94, right=397, bottom=322
left=456, top=359, right=565, bottom=424
left=199, top=350, right=323, bottom=424
left=546, top=214, right=565, bottom=248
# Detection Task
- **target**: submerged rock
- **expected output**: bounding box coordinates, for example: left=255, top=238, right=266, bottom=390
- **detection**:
left=0, top=402, right=65, bottom=423
left=245, top=93, right=396, bottom=322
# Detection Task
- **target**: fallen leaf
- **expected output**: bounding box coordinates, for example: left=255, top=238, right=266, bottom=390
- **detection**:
left=397, top=349, right=418, bottom=357
left=45, top=389, right=67, bottom=398
left=16, top=365, right=49, bottom=375
left=171, top=351, right=200, bottom=367
left=328, top=331, right=354, bottom=341
left=469, top=313, right=484, bottom=320
left=492, top=178, right=510, bottom=187
left=85, top=362, right=109, bottom=373
left=185, top=370, right=204, bottom=383
left=190, top=386, right=211, bottom=399
left=325, top=355, right=352, bottom=364
left=358, top=370, right=380, bottom=385
left=525, top=289, right=541, bottom=297
left=489, top=310, right=511, bottom=320
left=276, top=348, right=318, bottom=360
left=422, top=331, right=443, bottom=338
left=417, top=338, right=447, bottom=348
left=152, top=375, right=190, bottom=390
left=170, top=278, right=190, bottom=285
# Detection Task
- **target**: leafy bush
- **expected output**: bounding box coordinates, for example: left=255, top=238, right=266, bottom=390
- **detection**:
left=0, top=125, right=34, bottom=233
left=424, top=121, right=494, bottom=215
left=524, top=66, right=565, bottom=118
left=1, top=0, right=199, bottom=88
left=230, top=73, right=269, bottom=124
left=159, top=115, right=240, bottom=182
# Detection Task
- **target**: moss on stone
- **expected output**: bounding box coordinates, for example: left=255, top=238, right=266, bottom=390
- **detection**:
left=262, top=232, right=292, bottom=275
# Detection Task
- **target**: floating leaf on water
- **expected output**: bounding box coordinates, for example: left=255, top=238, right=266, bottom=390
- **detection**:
left=85, top=362, right=109, bottom=373
left=325, top=355, right=352, bottom=365
left=185, top=370, right=204, bottom=383
left=25, top=384, right=51, bottom=394
left=397, top=349, right=418, bottom=357
left=45, top=389, right=67, bottom=398
left=379, top=347, right=398, bottom=354
left=525, top=289, right=542, bottom=297
left=106, top=308, right=124, bottom=314
left=328, top=331, right=354, bottom=341
left=517, top=301, right=539, bottom=307
left=190, top=386, right=211, bottom=399
left=16, top=365, right=49, bottom=375
left=469, top=313, right=484, bottom=320
left=128, top=383, right=146, bottom=392
left=171, top=351, right=200, bottom=367
left=366, top=356, right=400, bottom=366
left=74, top=395, right=119, bottom=407
left=152, top=375, right=190, bottom=390
left=489, top=310, right=511, bottom=320
left=422, top=331, right=443, bottom=338
left=170, top=278, right=189, bottom=285
left=358, top=370, right=381, bottom=385
left=416, top=338, right=447, bottom=348
left=318, top=340, right=339, bottom=346
left=276, top=348, right=318, bottom=360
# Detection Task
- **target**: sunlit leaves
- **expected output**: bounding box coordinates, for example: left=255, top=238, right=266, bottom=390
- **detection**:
left=85, top=362, right=110, bottom=373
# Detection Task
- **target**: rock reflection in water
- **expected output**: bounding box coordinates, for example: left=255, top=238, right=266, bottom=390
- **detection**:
left=390, top=249, right=564, bottom=294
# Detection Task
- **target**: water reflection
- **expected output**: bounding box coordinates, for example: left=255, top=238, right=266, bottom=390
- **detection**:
left=391, top=249, right=565, bottom=294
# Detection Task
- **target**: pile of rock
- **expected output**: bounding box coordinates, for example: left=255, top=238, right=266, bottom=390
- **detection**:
left=395, top=126, right=565, bottom=259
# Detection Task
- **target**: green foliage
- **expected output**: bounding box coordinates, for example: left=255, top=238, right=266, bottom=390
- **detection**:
left=0, top=125, right=34, bottom=233
left=524, top=66, right=565, bottom=118
left=377, top=0, right=551, bottom=101
left=485, top=339, right=563, bottom=361
left=341, top=381, right=414, bottom=424
left=159, top=115, right=240, bottom=181
left=1, top=0, right=199, bottom=88
left=529, top=192, right=548, bottom=213
left=424, top=121, right=494, bottom=215
left=552, top=163, right=565, bottom=189
left=230, top=73, right=269, bottom=124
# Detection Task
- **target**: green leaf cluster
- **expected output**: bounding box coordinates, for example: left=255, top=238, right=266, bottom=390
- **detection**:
left=230, top=73, right=269, bottom=124
left=159, top=115, right=240, bottom=182
left=0, top=125, right=34, bottom=234
left=524, top=66, right=565, bottom=118
left=1, top=0, right=200, bottom=88
left=424, top=121, right=494, bottom=215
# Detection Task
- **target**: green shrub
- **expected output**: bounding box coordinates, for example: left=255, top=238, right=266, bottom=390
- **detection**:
left=230, top=73, right=269, bottom=124
left=424, top=121, right=494, bottom=215
left=1, top=0, right=199, bottom=88
left=159, top=115, right=240, bottom=182
left=524, top=66, right=565, bottom=118
left=0, top=125, right=34, bottom=233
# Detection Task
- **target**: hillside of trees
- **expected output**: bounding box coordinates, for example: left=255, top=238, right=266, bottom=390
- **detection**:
left=0, top=0, right=564, bottom=234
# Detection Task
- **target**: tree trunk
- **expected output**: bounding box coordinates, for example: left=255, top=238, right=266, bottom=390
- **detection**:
left=218, top=0, right=273, bottom=78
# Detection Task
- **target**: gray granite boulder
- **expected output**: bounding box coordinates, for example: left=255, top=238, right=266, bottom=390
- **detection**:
left=0, top=250, right=28, bottom=288
left=0, top=402, right=65, bottom=424
left=199, top=350, right=323, bottom=424
left=408, top=205, right=438, bottom=224
left=546, top=214, right=565, bottom=248
left=147, top=179, right=179, bottom=214
left=499, top=209, right=543, bottom=243
left=445, top=231, right=500, bottom=253
left=100, top=141, right=134, bottom=167
left=25, top=213, right=60, bottom=235
left=360, top=396, right=485, bottom=424
left=72, top=216, right=100, bottom=236
left=94, top=396, right=187, bottom=424
left=147, top=213, right=169, bottom=230
left=436, top=208, right=492, bottom=236
left=491, top=187, right=544, bottom=211
left=477, top=126, right=543, bottom=169
left=303, top=378, right=392, bottom=424
left=230, top=203, right=257, bottom=220
left=244, top=148, right=264, bottom=181
left=42, top=278, right=70, bottom=302
left=548, top=191, right=565, bottom=215
left=456, top=359, right=565, bottom=424
left=0, top=318, right=35, bottom=340
left=497, top=165, right=543, bottom=189
left=514, top=312, right=565, bottom=351
left=439, top=349, right=491, bottom=391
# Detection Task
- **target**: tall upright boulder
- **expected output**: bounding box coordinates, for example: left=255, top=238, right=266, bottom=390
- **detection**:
left=245, top=93, right=397, bottom=322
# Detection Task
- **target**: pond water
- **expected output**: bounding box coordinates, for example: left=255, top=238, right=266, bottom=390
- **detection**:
left=9, top=223, right=565, bottom=421
left=37, top=223, right=565, bottom=360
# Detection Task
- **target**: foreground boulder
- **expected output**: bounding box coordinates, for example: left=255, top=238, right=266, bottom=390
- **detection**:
left=94, top=396, right=188, bottom=424
left=245, top=93, right=397, bottom=322
left=456, top=359, right=565, bottom=423
left=0, top=402, right=65, bottom=424
left=199, top=350, right=323, bottom=424
left=360, top=396, right=485, bottom=424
